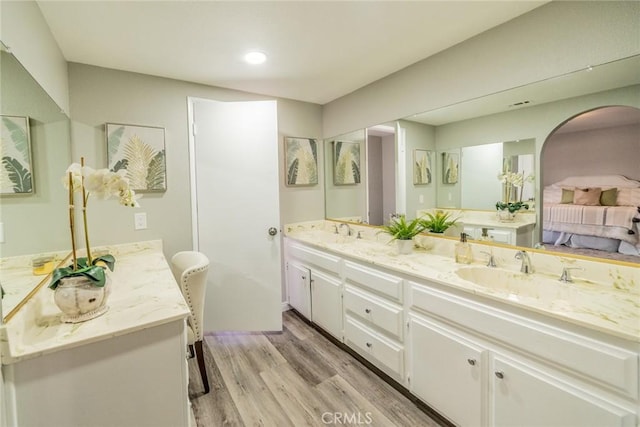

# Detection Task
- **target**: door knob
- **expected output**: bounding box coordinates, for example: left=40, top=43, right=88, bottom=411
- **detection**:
left=268, top=227, right=278, bottom=236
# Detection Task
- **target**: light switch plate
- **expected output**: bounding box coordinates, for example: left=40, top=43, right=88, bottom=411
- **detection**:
left=134, top=212, right=147, bottom=230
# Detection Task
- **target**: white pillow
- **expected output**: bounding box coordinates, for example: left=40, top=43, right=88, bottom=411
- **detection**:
left=617, top=188, right=640, bottom=206
left=543, top=186, right=562, bottom=204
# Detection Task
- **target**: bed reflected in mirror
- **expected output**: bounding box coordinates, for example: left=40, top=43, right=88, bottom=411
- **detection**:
left=541, top=106, right=640, bottom=263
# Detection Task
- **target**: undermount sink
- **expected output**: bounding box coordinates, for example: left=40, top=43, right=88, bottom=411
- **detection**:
left=455, top=266, right=570, bottom=303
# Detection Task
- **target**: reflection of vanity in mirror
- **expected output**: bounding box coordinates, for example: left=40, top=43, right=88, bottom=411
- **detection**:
left=0, top=49, right=72, bottom=321
left=325, top=55, right=640, bottom=262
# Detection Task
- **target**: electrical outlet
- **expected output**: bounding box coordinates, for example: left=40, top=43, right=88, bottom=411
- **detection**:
left=419, top=195, right=424, bottom=204
left=134, top=212, right=147, bottom=230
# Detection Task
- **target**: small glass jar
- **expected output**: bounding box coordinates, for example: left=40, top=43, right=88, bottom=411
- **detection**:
left=32, top=256, right=55, bottom=276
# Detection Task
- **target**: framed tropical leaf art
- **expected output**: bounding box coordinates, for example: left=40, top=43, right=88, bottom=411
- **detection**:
left=106, top=123, right=166, bottom=192
left=442, top=151, right=459, bottom=184
left=333, top=140, right=361, bottom=185
left=413, top=149, right=433, bottom=185
left=285, top=137, right=318, bottom=186
left=1, top=115, right=33, bottom=195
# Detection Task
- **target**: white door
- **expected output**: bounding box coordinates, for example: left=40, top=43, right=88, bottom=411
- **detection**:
left=191, top=98, right=282, bottom=332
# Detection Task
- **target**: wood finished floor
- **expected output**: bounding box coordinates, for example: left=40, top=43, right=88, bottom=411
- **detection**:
left=188, top=310, right=443, bottom=427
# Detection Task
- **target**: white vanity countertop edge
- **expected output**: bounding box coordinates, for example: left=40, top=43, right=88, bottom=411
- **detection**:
left=285, top=226, right=639, bottom=343
left=1, top=240, right=190, bottom=364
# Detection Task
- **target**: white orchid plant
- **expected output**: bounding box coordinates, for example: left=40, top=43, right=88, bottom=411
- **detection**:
left=49, top=158, right=139, bottom=290
left=496, top=170, right=534, bottom=213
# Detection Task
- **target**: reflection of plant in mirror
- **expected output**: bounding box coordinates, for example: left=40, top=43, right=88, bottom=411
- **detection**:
left=495, top=201, right=529, bottom=213
left=420, top=211, right=459, bottom=233
left=379, top=215, right=426, bottom=241
left=49, top=158, right=140, bottom=289
left=497, top=169, right=534, bottom=211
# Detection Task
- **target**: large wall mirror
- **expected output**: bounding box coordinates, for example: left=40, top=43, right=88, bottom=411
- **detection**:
left=0, top=48, right=72, bottom=320
left=325, top=54, right=640, bottom=262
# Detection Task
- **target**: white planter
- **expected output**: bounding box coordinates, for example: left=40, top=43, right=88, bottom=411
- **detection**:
left=396, top=239, right=414, bottom=255
left=54, top=274, right=111, bottom=323
left=496, top=210, right=516, bottom=222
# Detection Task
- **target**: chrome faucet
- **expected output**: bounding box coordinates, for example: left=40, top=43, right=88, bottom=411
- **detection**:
left=514, top=250, right=533, bottom=274
left=480, top=251, right=497, bottom=267
left=339, top=223, right=352, bottom=236
left=559, top=266, right=584, bottom=283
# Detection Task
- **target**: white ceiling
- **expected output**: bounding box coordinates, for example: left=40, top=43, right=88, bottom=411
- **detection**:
left=37, top=1, right=547, bottom=105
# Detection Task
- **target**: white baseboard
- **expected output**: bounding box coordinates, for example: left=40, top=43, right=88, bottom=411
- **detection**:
left=281, top=302, right=291, bottom=312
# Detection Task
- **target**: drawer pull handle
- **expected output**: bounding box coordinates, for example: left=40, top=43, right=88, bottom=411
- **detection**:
left=301, top=275, right=306, bottom=280
left=495, top=371, right=504, bottom=379
left=467, top=359, right=476, bottom=366
left=365, top=308, right=371, bottom=314
left=366, top=342, right=372, bottom=348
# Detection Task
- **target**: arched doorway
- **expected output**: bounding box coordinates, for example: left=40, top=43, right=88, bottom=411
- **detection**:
left=540, top=105, right=640, bottom=262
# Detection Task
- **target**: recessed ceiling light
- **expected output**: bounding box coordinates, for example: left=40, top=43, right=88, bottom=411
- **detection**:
left=244, top=51, right=267, bottom=65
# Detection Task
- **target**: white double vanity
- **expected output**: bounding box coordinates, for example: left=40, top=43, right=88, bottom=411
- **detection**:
left=285, top=220, right=639, bottom=427
left=0, top=241, right=191, bottom=427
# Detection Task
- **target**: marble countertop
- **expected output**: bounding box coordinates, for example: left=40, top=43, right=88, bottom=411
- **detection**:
left=285, top=221, right=640, bottom=343
left=0, top=250, right=70, bottom=320
left=416, top=208, right=537, bottom=229
left=1, top=240, right=190, bottom=364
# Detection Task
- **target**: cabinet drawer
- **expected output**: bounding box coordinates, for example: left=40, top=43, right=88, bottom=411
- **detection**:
left=410, top=282, right=639, bottom=399
left=288, top=242, right=341, bottom=274
left=344, top=261, right=403, bottom=302
left=487, top=229, right=512, bottom=245
left=344, top=316, right=404, bottom=379
left=344, top=286, right=403, bottom=340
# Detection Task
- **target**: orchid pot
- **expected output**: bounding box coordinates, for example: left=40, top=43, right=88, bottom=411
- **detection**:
left=49, top=158, right=139, bottom=322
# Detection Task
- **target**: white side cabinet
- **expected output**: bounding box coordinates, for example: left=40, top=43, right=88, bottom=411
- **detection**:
left=287, top=261, right=311, bottom=319
left=3, top=320, right=189, bottom=427
left=285, top=239, right=343, bottom=340
left=408, top=314, right=485, bottom=427
left=310, top=269, right=343, bottom=339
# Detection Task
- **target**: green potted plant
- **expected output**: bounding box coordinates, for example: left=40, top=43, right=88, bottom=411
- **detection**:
left=420, top=211, right=459, bottom=234
left=379, top=215, right=426, bottom=254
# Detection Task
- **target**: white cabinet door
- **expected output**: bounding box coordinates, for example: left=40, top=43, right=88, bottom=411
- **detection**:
left=492, top=355, right=635, bottom=427
left=287, top=262, right=311, bottom=319
left=311, top=269, right=343, bottom=340
left=409, top=314, right=485, bottom=427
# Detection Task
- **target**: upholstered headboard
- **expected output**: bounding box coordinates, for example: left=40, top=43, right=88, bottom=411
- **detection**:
left=550, top=175, right=640, bottom=189
left=544, top=175, right=640, bottom=206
